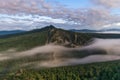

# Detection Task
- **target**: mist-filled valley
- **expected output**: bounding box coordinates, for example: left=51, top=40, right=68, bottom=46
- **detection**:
left=0, top=26, right=120, bottom=80
left=0, top=38, right=120, bottom=72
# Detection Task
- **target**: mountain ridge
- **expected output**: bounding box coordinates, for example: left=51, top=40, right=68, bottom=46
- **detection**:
left=70, top=28, right=120, bottom=33
left=0, top=30, right=25, bottom=35
left=0, top=25, right=92, bottom=51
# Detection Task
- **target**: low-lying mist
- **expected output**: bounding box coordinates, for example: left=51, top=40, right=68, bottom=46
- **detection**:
left=82, top=38, right=120, bottom=55
left=0, top=38, right=120, bottom=71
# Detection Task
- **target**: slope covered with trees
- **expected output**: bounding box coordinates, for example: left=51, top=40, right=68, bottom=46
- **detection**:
left=1, top=60, right=120, bottom=80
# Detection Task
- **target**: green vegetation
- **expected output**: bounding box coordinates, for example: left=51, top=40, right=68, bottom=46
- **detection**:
left=59, top=49, right=107, bottom=58
left=0, top=26, right=53, bottom=51
left=1, top=60, right=120, bottom=80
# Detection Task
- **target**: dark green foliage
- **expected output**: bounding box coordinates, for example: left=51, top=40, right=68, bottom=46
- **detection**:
left=1, top=60, right=120, bottom=80
left=58, top=49, right=107, bottom=59
left=0, top=30, right=48, bottom=51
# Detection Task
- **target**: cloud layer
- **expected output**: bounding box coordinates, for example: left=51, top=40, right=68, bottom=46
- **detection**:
left=93, top=0, right=120, bottom=8
left=0, top=0, right=119, bottom=30
left=0, top=39, right=120, bottom=68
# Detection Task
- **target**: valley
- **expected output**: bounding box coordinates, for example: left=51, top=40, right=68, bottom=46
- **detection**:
left=0, top=25, right=120, bottom=79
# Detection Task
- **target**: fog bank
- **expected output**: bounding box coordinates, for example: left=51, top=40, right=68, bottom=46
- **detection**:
left=0, top=38, right=120, bottom=68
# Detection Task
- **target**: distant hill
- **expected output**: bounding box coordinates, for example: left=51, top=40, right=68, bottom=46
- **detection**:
left=70, top=29, right=97, bottom=33
left=70, top=28, right=120, bottom=33
left=0, top=30, right=25, bottom=35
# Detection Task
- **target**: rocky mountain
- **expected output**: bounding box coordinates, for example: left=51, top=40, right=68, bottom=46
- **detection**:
left=0, top=25, right=92, bottom=51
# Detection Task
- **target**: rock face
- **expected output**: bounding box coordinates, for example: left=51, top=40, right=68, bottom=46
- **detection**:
left=42, top=25, right=92, bottom=47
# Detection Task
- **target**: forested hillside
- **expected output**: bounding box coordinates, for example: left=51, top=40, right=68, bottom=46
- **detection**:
left=2, top=60, right=120, bottom=80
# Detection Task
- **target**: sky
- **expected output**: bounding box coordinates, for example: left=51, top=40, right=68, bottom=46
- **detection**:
left=0, top=0, right=120, bottom=30
left=46, top=0, right=92, bottom=8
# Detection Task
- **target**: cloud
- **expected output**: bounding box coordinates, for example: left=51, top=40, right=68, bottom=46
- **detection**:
left=103, top=22, right=120, bottom=28
left=0, top=0, right=49, bottom=14
left=0, top=0, right=119, bottom=30
left=0, top=14, right=81, bottom=30
left=93, top=0, right=120, bottom=8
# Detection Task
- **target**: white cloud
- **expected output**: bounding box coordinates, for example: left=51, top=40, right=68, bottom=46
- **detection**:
left=0, top=0, right=119, bottom=30
left=93, top=0, right=120, bottom=8
left=103, top=22, right=120, bottom=28
left=0, top=14, right=81, bottom=30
